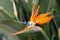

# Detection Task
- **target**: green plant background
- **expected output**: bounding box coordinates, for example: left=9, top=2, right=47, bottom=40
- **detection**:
left=0, top=0, right=60, bottom=40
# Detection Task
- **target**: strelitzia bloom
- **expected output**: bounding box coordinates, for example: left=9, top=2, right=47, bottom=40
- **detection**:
left=10, top=4, right=53, bottom=36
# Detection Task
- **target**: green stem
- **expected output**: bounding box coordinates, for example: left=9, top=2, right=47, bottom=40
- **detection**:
left=40, top=27, right=50, bottom=40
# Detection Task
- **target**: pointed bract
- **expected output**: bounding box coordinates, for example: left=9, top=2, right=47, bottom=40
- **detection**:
left=10, top=27, right=31, bottom=36
left=10, top=30, right=26, bottom=36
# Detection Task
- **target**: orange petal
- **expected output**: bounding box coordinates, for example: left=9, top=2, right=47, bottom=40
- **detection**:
left=36, top=12, right=51, bottom=19
left=36, top=16, right=53, bottom=25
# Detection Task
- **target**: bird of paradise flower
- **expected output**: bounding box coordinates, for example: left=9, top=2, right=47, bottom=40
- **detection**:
left=10, top=1, right=53, bottom=36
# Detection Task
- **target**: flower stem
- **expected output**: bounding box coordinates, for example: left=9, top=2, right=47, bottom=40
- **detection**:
left=40, top=27, right=50, bottom=40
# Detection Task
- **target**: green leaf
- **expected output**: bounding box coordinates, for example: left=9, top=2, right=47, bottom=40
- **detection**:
left=0, top=24, right=20, bottom=40
left=0, top=0, right=14, bottom=17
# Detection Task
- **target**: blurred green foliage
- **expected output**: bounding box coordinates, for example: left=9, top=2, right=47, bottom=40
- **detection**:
left=0, top=0, right=60, bottom=40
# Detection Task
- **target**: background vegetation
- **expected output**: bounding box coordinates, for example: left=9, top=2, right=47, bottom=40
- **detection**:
left=0, top=0, right=60, bottom=40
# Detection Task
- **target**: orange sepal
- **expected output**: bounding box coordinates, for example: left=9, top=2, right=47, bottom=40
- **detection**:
left=30, top=4, right=36, bottom=22
left=36, top=16, right=53, bottom=25
left=30, top=5, right=40, bottom=23
left=36, top=12, right=51, bottom=19
left=30, top=13, right=36, bottom=23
